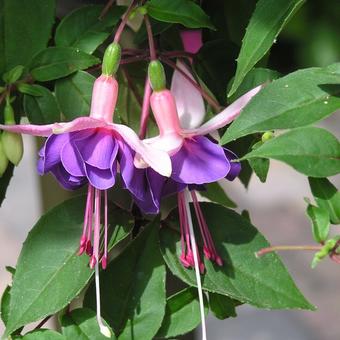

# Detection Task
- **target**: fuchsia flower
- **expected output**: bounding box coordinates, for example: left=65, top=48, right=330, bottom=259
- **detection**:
left=0, top=43, right=172, bottom=337
left=131, top=60, right=262, bottom=271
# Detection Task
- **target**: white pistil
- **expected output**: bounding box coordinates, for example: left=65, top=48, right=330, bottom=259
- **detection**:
left=184, top=189, right=207, bottom=340
left=95, top=263, right=111, bottom=338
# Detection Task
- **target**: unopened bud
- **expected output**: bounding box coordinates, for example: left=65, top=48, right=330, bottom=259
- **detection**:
left=102, top=43, right=121, bottom=76
left=2, top=131, right=23, bottom=166
left=262, top=131, right=274, bottom=143
left=0, top=137, right=9, bottom=177
left=4, top=100, right=15, bottom=125
left=148, top=60, right=166, bottom=92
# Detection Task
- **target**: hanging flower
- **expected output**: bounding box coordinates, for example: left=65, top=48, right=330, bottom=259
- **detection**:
left=129, top=60, right=262, bottom=270
left=0, top=47, right=171, bottom=269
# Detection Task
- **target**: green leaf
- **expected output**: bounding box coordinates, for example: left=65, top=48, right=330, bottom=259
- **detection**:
left=84, top=222, right=166, bottom=340
left=241, top=127, right=340, bottom=178
left=160, top=203, right=314, bottom=310
left=55, top=71, right=95, bottom=120
left=55, top=5, right=125, bottom=54
left=2, top=65, right=25, bottom=84
left=308, top=177, right=340, bottom=225
left=61, top=308, right=115, bottom=340
left=248, top=157, right=269, bottom=183
left=147, top=0, right=214, bottom=29
left=222, top=65, right=340, bottom=143
left=209, top=293, right=237, bottom=320
left=23, top=85, right=60, bottom=124
left=199, top=182, right=236, bottom=208
left=29, top=47, right=100, bottom=82
left=156, top=287, right=207, bottom=338
left=228, top=68, right=280, bottom=103
left=247, top=142, right=270, bottom=183
left=1, top=285, right=10, bottom=326
left=306, top=204, right=330, bottom=243
left=4, top=196, right=132, bottom=336
left=0, top=0, right=55, bottom=74
left=21, top=330, right=66, bottom=339
left=17, top=83, right=45, bottom=96
left=228, top=0, right=305, bottom=96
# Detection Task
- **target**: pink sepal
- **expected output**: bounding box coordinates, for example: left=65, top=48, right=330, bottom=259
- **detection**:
left=181, top=85, right=263, bottom=137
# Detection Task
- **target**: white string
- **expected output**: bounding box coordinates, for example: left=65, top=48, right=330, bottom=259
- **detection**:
left=184, top=189, right=207, bottom=340
left=95, top=263, right=111, bottom=338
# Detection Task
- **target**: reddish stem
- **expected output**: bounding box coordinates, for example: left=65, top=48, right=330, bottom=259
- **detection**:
left=113, top=0, right=138, bottom=43
left=144, top=15, right=157, bottom=60
left=99, top=0, right=115, bottom=20
left=256, top=245, right=322, bottom=257
left=139, top=76, right=152, bottom=138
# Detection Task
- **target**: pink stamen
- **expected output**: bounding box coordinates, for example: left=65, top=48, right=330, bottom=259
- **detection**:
left=79, top=185, right=94, bottom=255
left=191, top=191, right=223, bottom=266
left=90, top=189, right=101, bottom=269
left=177, top=191, right=205, bottom=273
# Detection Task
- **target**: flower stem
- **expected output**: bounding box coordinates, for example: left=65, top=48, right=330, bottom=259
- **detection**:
left=113, top=0, right=138, bottom=43
left=160, top=56, right=221, bottom=112
left=139, top=76, right=152, bottom=138
left=256, top=245, right=322, bottom=257
left=144, top=15, right=157, bottom=60
left=99, top=0, right=115, bottom=20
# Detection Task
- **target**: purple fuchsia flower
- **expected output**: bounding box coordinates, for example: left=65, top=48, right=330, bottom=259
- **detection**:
left=132, top=60, right=262, bottom=271
left=0, top=43, right=172, bottom=337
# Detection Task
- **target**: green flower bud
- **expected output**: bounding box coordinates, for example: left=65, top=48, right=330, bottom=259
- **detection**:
left=102, top=43, right=121, bottom=76
left=0, top=137, right=9, bottom=177
left=4, top=100, right=15, bottom=125
left=261, top=131, right=274, bottom=143
left=148, top=60, right=166, bottom=92
left=2, top=131, right=23, bottom=166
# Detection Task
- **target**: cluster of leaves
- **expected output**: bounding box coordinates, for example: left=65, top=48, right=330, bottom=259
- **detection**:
left=0, top=0, right=339, bottom=339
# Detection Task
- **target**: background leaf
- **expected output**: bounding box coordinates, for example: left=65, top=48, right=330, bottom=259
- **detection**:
left=55, top=5, right=125, bottom=54
left=160, top=203, right=314, bottom=310
left=0, top=163, right=14, bottom=207
left=0, top=0, right=55, bottom=74
left=228, top=0, right=305, bottom=96
left=199, top=182, right=236, bottom=208
left=0, top=285, right=10, bottom=326
left=84, top=222, right=166, bottom=340
left=21, top=330, right=66, bottom=339
left=308, top=177, right=340, bottom=225
left=222, top=65, right=340, bottom=144
left=209, top=293, right=237, bottom=320
left=29, top=47, right=99, bottom=82
left=61, top=308, right=115, bottom=340
left=5, top=197, right=132, bottom=336
left=147, top=0, right=214, bottom=29
left=306, top=204, right=330, bottom=243
left=23, top=85, right=60, bottom=124
left=241, top=127, right=340, bottom=177
left=156, top=287, right=208, bottom=339
left=55, top=71, right=95, bottom=120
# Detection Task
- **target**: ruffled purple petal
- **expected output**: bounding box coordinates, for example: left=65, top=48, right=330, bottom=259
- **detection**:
left=39, top=133, right=70, bottom=173
left=50, top=164, right=86, bottom=190
left=77, top=129, right=118, bottom=169
left=84, top=162, right=117, bottom=190
left=130, top=168, right=165, bottom=214
left=224, top=149, right=241, bottom=181
left=171, top=136, right=230, bottom=185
